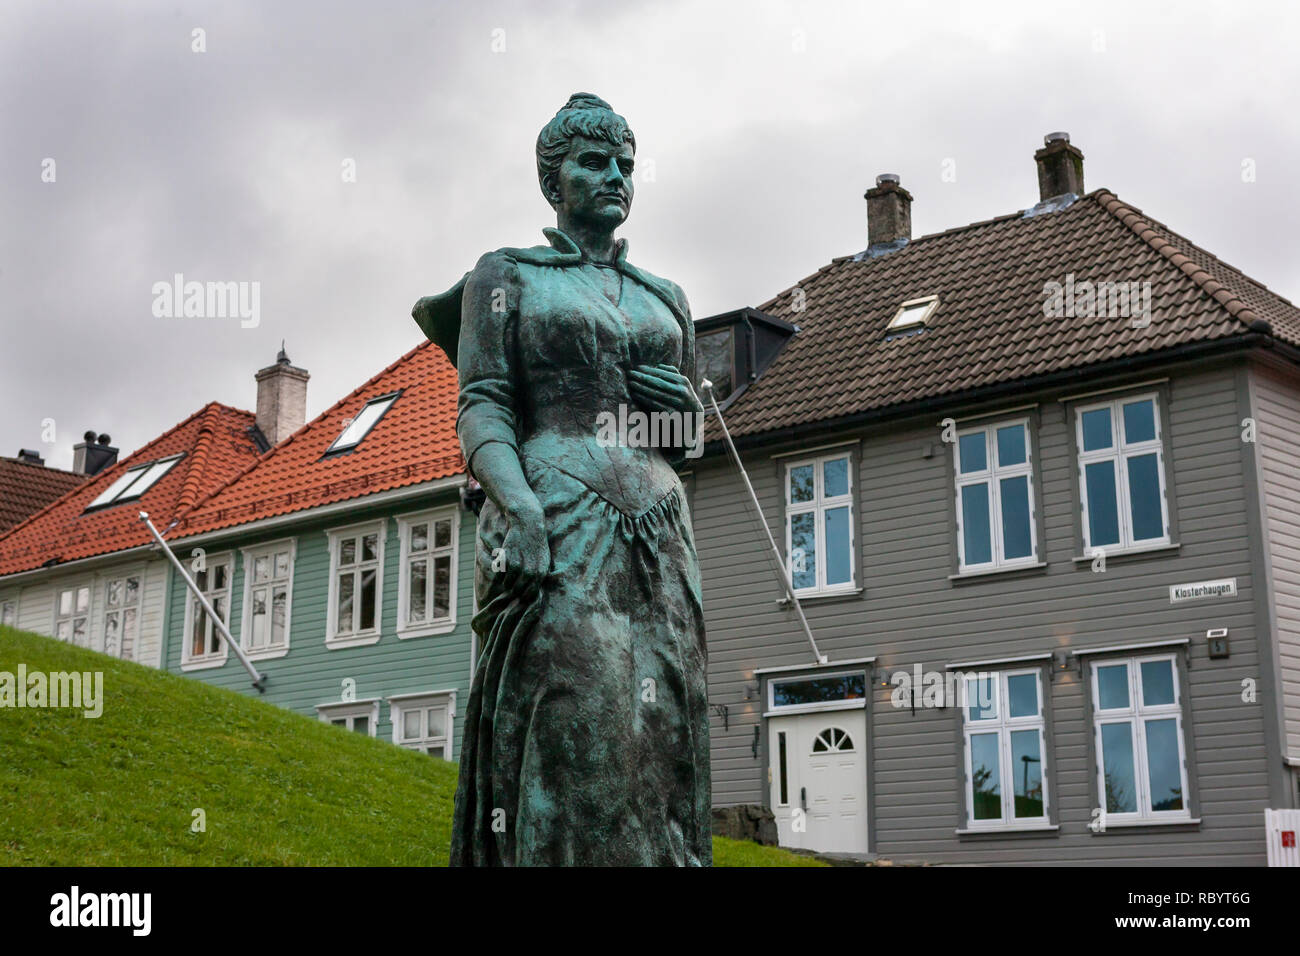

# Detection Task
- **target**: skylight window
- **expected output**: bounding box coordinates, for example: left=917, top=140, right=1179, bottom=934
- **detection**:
left=887, top=295, right=939, bottom=331
left=327, top=393, right=399, bottom=454
left=85, top=455, right=183, bottom=511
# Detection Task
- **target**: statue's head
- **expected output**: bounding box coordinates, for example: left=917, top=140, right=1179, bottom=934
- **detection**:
left=536, top=93, right=636, bottom=231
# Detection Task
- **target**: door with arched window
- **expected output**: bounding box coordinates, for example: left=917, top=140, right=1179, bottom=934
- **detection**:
left=768, top=709, right=868, bottom=854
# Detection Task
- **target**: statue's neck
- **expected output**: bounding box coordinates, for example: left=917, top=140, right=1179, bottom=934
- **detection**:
left=555, top=214, right=618, bottom=265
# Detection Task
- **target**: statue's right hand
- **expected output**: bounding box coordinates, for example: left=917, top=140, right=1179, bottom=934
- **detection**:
left=499, top=500, right=551, bottom=589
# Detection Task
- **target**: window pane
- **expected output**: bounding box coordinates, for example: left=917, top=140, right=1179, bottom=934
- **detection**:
left=696, top=329, right=733, bottom=398
left=1100, top=722, right=1138, bottom=813
left=403, top=710, right=421, bottom=740
left=1127, top=453, right=1164, bottom=541
left=76, top=587, right=90, bottom=613
left=337, top=574, right=354, bottom=634
left=434, top=519, right=452, bottom=548
left=274, top=551, right=290, bottom=578
left=352, top=715, right=369, bottom=735
left=59, top=590, right=72, bottom=616
left=408, top=559, right=427, bottom=623
left=958, top=432, right=986, bottom=473
left=214, top=563, right=227, bottom=591
left=427, top=746, right=445, bottom=759
left=1006, top=673, right=1039, bottom=718
left=427, top=708, right=447, bottom=738
left=1122, top=399, right=1156, bottom=444
left=250, top=588, right=267, bottom=648
left=72, top=617, right=87, bottom=645
left=106, top=579, right=121, bottom=608
left=125, top=576, right=140, bottom=604
left=777, top=732, right=789, bottom=804
left=254, top=555, right=269, bottom=584
left=362, top=533, right=379, bottom=563
left=1140, top=659, right=1175, bottom=707
left=823, top=457, right=849, bottom=498
left=961, top=483, right=993, bottom=565
left=999, top=475, right=1032, bottom=560
left=966, top=674, right=997, bottom=721
left=411, top=522, right=429, bottom=552
left=1084, top=461, right=1120, bottom=547
left=996, top=424, right=1026, bottom=467
left=970, top=733, right=1002, bottom=820
left=122, top=607, right=137, bottom=661
left=790, top=512, right=817, bottom=589
left=359, top=569, right=377, bottom=631
left=824, top=506, right=851, bottom=586
left=340, top=538, right=356, bottom=565
left=789, top=464, right=814, bottom=504
left=1010, top=729, right=1044, bottom=818
left=104, top=612, right=120, bottom=654
left=57, top=620, right=70, bottom=641
left=190, top=605, right=207, bottom=656
left=772, top=673, right=866, bottom=707
left=271, top=588, right=287, bottom=645
left=1144, top=718, right=1184, bottom=812
left=1096, top=663, right=1130, bottom=709
left=1081, top=407, right=1113, bottom=451
left=433, top=555, right=451, bottom=618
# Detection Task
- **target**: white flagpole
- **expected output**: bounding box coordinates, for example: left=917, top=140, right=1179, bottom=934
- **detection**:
left=138, top=511, right=267, bottom=691
left=699, top=381, right=827, bottom=665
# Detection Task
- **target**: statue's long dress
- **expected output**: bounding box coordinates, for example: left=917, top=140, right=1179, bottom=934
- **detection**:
left=449, top=228, right=711, bottom=866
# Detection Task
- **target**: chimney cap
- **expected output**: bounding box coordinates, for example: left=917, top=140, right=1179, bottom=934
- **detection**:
left=82, top=430, right=96, bottom=442
left=277, top=339, right=290, bottom=365
left=97, top=433, right=111, bottom=446
left=16, top=448, right=44, bottom=464
left=1044, top=131, right=1070, bottom=146
left=875, top=173, right=902, bottom=186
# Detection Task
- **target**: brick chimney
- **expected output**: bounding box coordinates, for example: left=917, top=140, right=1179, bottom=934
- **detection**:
left=1034, top=132, right=1084, bottom=202
left=255, top=343, right=309, bottom=446
left=865, top=173, right=912, bottom=251
left=72, top=432, right=119, bottom=476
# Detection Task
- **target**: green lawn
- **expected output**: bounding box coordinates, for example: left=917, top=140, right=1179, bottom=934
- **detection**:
left=0, top=626, right=822, bottom=867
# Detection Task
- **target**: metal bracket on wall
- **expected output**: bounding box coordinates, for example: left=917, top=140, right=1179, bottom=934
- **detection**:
left=711, top=702, right=729, bottom=731
left=751, top=726, right=761, bottom=760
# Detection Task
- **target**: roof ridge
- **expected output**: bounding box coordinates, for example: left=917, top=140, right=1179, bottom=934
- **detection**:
left=1094, top=188, right=1265, bottom=332
left=0, top=456, right=83, bottom=477
left=173, top=404, right=222, bottom=517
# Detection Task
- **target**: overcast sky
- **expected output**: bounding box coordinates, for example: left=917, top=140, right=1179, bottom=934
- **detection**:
left=2, top=0, right=1297, bottom=470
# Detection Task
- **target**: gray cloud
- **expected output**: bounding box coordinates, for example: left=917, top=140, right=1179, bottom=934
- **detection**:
left=3, top=0, right=1297, bottom=469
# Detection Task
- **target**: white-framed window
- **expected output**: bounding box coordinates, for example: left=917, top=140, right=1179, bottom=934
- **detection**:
left=962, top=669, right=1050, bottom=829
left=240, top=539, right=295, bottom=659
left=182, top=553, right=232, bottom=670
left=1076, top=393, right=1170, bottom=553
left=955, top=418, right=1037, bottom=571
left=887, top=294, right=939, bottom=331
left=389, top=691, right=456, bottom=758
left=102, top=571, right=143, bottom=661
left=316, top=699, right=380, bottom=737
left=326, top=521, right=386, bottom=647
left=327, top=393, right=399, bottom=454
left=767, top=670, right=868, bottom=716
left=1, top=598, right=17, bottom=628
left=785, top=451, right=855, bottom=594
left=1091, top=654, right=1191, bottom=822
left=54, top=583, right=92, bottom=647
left=84, top=454, right=183, bottom=512
left=396, top=508, right=458, bottom=638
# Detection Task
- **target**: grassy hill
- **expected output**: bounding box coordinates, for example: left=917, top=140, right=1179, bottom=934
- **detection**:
left=0, top=626, right=820, bottom=867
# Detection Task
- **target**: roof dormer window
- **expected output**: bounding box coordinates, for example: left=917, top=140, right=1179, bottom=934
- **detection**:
left=326, top=392, right=399, bottom=455
left=84, top=455, right=184, bottom=511
left=887, top=295, right=939, bottom=332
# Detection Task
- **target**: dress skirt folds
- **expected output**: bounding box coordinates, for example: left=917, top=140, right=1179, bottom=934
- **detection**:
left=444, top=228, right=711, bottom=866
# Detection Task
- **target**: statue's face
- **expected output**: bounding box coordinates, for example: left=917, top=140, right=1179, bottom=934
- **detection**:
left=552, top=135, right=635, bottom=229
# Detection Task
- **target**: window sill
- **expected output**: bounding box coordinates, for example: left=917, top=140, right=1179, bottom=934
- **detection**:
left=181, top=656, right=228, bottom=672
left=778, top=586, right=863, bottom=606
left=1094, top=816, right=1200, bottom=831
left=1073, top=541, right=1179, bottom=564
left=325, top=632, right=382, bottom=650
left=956, top=823, right=1059, bottom=836
left=243, top=646, right=289, bottom=661
left=396, top=621, right=457, bottom=640
left=949, top=561, right=1047, bottom=582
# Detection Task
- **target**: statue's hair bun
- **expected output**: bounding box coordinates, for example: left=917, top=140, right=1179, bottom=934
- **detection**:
left=560, top=92, right=613, bottom=113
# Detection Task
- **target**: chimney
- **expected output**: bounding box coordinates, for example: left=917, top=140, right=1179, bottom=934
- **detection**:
left=1034, top=132, right=1084, bottom=202
left=865, top=173, right=912, bottom=251
left=255, top=343, right=309, bottom=446
left=16, top=449, right=44, bottom=465
left=72, top=432, right=119, bottom=476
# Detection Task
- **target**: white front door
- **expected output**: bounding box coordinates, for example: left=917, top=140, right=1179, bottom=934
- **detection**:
left=768, top=709, right=868, bottom=854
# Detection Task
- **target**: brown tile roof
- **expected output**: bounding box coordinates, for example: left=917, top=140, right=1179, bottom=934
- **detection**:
left=0, top=403, right=261, bottom=577
left=721, top=188, right=1300, bottom=439
left=0, top=458, right=86, bottom=535
left=173, top=340, right=463, bottom=538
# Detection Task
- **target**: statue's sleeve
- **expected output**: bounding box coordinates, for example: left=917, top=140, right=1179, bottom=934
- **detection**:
left=456, top=252, right=523, bottom=481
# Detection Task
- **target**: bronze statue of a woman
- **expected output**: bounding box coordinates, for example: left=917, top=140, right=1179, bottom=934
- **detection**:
left=413, top=93, right=711, bottom=866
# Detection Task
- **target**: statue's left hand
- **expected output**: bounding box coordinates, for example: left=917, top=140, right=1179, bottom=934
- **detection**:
left=627, top=363, right=703, bottom=416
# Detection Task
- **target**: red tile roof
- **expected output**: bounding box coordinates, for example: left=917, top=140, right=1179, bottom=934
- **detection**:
left=0, top=403, right=261, bottom=576
left=721, top=188, right=1300, bottom=439
left=0, top=458, right=87, bottom=535
left=174, top=340, right=464, bottom=537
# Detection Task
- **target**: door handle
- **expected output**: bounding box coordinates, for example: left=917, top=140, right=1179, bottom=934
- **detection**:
left=800, top=786, right=807, bottom=811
